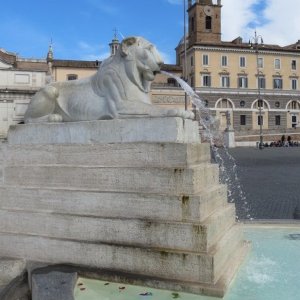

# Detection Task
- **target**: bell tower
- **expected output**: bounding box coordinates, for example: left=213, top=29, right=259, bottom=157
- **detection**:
left=188, top=0, right=222, bottom=46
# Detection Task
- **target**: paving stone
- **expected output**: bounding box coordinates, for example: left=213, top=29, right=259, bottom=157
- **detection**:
left=31, top=271, right=77, bottom=300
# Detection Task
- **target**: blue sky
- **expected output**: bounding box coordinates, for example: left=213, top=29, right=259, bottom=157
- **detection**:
left=0, top=0, right=299, bottom=64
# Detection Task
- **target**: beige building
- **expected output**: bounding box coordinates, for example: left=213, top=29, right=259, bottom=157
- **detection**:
left=175, top=0, right=300, bottom=144
left=0, top=48, right=48, bottom=137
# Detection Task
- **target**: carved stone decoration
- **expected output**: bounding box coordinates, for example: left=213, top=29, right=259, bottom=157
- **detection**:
left=152, top=95, right=185, bottom=104
left=24, top=37, right=193, bottom=123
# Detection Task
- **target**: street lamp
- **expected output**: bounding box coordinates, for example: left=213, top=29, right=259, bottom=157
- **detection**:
left=183, top=0, right=188, bottom=111
left=249, top=31, right=264, bottom=149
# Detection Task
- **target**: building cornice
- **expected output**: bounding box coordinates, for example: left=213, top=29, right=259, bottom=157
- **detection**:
left=195, top=87, right=300, bottom=97
left=189, top=45, right=300, bottom=57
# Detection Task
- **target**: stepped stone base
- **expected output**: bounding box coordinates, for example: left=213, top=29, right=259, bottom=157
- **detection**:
left=0, top=118, right=248, bottom=297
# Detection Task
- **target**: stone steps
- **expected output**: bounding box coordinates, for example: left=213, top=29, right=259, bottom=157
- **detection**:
left=0, top=204, right=235, bottom=253
left=3, top=163, right=219, bottom=195
left=0, top=184, right=227, bottom=222
left=0, top=118, right=248, bottom=297
left=0, top=225, right=241, bottom=285
left=4, top=143, right=211, bottom=168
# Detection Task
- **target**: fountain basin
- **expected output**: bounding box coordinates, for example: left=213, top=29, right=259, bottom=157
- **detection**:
left=74, top=224, right=300, bottom=300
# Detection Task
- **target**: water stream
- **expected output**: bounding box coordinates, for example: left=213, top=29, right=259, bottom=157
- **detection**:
left=160, top=71, right=249, bottom=220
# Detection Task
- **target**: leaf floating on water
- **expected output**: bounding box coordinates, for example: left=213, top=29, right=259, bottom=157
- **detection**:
left=104, top=282, right=110, bottom=285
left=77, top=282, right=84, bottom=286
left=139, top=292, right=153, bottom=296
left=80, top=287, right=86, bottom=291
left=119, top=286, right=126, bottom=290
left=172, top=292, right=180, bottom=298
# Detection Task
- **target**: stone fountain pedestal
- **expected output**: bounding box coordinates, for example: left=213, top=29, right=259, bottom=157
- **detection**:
left=0, top=117, right=249, bottom=297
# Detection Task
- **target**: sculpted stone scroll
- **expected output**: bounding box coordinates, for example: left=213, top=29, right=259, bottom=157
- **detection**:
left=24, top=36, right=193, bottom=123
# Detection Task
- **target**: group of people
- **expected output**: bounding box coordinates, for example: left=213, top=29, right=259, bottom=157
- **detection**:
left=266, top=135, right=299, bottom=147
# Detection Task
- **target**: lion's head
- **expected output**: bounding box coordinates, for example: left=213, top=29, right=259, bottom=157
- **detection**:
left=119, top=36, right=164, bottom=92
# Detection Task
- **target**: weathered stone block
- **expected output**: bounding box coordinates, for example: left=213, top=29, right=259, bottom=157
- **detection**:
left=0, top=204, right=235, bottom=252
left=4, top=143, right=211, bottom=168
left=3, top=163, right=219, bottom=195
left=0, top=258, right=26, bottom=287
left=0, top=226, right=241, bottom=284
left=8, top=118, right=200, bottom=145
left=0, top=184, right=226, bottom=222
left=31, top=271, right=77, bottom=300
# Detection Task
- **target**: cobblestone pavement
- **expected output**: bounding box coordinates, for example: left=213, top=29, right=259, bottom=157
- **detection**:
left=224, top=147, right=300, bottom=220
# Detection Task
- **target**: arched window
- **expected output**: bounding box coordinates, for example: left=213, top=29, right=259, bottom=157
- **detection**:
left=216, top=98, right=233, bottom=109
left=287, top=101, right=300, bottom=110
left=206, top=16, right=212, bottom=30
left=253, top=99, right=268, bottom=110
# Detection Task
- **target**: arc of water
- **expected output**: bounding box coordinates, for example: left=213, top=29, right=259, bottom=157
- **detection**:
left=160, top=70, right=249, bottom=219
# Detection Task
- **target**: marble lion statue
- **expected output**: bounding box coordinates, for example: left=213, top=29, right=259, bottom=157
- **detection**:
left=24, top=36, right=194, bottom=123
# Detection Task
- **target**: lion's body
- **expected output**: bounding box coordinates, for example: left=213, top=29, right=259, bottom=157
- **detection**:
left=24, top=37, right=193, bottom=123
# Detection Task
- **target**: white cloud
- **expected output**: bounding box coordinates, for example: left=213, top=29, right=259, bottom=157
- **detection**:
left=257, top=0, right=300, bottom=46
left=222, top=0, right=259, bottom=41
left=222, top=0, right=300, bottom=46
left=158, top=50, right=172, bottom=64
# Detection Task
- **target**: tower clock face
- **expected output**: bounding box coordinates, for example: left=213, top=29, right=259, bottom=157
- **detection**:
left=204, top=6, right=213, bottom=16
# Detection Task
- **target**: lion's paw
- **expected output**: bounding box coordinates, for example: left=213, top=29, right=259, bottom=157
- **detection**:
left=166, top=109, right=194, bottom=120
left=48, top=114, right=63, bottom=122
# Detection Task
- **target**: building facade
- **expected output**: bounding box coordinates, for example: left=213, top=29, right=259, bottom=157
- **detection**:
left=0, top=48, right=48, bottom=137
left=176, top=0, right=300, bottom=144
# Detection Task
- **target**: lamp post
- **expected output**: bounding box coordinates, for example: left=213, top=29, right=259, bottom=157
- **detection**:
left=183, top=0, right=188, bottom=110
left=249, top=31, right=264, bottom=149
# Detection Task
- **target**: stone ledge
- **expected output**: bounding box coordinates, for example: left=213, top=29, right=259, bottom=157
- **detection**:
left=0, top=229, right=243, bottom=285
left=7, top=118, right=200, bottom=145
left=0, top=185, right=227, bottom=222
left=4, top=143, right=210, bottom=168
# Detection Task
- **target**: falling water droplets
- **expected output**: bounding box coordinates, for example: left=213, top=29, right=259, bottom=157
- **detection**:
left=160, top=70, right=251, bottom=220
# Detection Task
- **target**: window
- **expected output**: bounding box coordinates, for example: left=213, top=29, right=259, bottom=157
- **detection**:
left=273, top=78, right=283, bottom=89
left=292, top=60, right=297, bottom=70
left=275, top=115, right=281, bottom=126
left=292, top=115, right=297, bottom=128
left=288, top=101, right=300, bottom=110
left=257, top=99, right=263, bottom=108
left=191, top=17, right=195, bottom=32
left=258, top=77, right=266, bottom=89
left=221, top=56, right=228, bottom=67
left=274, top=59, right=281, bottom=69
left=291, top=79, right=297, bottom=90
left=202, top=75, right=211, bottom=87
left=216, top=99, right=233, bottom=109
left=67, top=74, right=78, bottom=80
left=190, top=76, right=194, bottom=87
left=258, top=58, right=264, bottom=68
left=240, top=100, right=245, bottom=107
left=204, top=100, right=209, bottom=107
left=167, top=78, right=176, bottom=86
left=238, top=77, right=248, bottom=88
left=258, top=115, right=263, bottom=126
left=240, top=57, right=246, bottom=68
left=240, top=115, right=246, bottom=125
left=203, top=54, right=209, bottom=65
left=221, top=76, right=230, bottom=88
left=206, top=16, right=212, bottom=30
left=275, top=101, right=280, bottom=108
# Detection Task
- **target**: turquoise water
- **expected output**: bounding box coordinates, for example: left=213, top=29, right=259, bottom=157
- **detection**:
left=75, top=226, right=300, bottom=300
